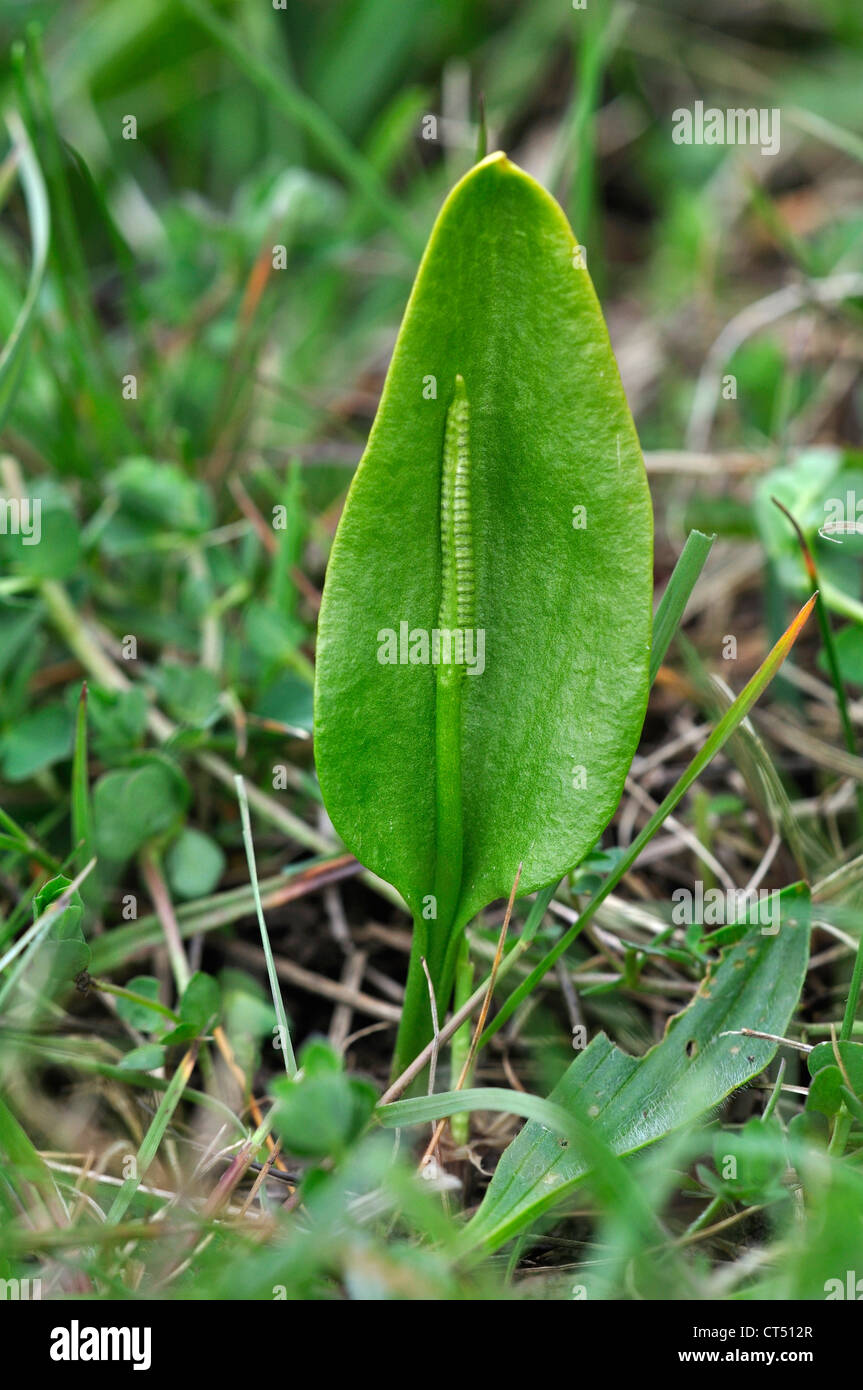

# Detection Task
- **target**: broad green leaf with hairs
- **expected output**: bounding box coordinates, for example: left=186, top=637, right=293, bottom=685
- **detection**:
left=463, top=882, right=811, bottom=1254
left=314, top=153, right=653, bottom=1068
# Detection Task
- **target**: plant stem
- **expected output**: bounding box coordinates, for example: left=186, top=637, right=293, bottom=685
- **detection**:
left=140, top=851, right=190, bottom=996
left=449, top=935, right=474, bottom=1145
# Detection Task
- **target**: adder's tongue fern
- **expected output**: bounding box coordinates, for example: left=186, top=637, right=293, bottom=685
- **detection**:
left=313, top=152, right=653, bottom=1076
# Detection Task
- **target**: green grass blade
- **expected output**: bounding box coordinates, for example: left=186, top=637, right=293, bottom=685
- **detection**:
left=377, top=1086, right=584, bottom=1137
left=650, top=529, right=715, bottom=685
left=105, top=1046, right=198, bottom=1224
left=235, top=775, right=296, bottom=1078
left=0, top=1093, right=67, bottom=1222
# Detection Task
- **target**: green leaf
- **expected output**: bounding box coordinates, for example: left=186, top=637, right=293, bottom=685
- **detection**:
left=705, top=1116, right=788, bottom=1204
left=808, top=1039, right=863, bottom=1096
left=245, top=601, right=305, bottom=666
left=255, top=673, right=314, bottom=734
left=118, top=1043, right=166, bottom=1073
left=180, top=971, right=220, bottom=1030
left=23, top=874, right=90, bottom=995
left=823, top=624, right=863, bottom=687
left=110, top=457, right=215, bottom=532
left=839, top=1086, right=863, bottom=1124
left=807, top=1065, right=843, bottom=1118
left=34, top=875, right=83, bottom=939
left=37, top=936, right=90, bottom=984
left=463, top=882, right=811, bottom=1253
left=270, top=1040, right=378, bottom=1159
left=788, top=1109, right=829, bottom=1148
left=160, top=971, right=220, bottom=1044
left=165, top=828, right=226, bottom=900
left=92, top=755, right=189, bottom=862
left=0, top=702, right=73, bottom=781
left=0, top=603, right=40, bottom=682
left=87, top=686, right=149, bottom=763
left=314, top=153, right=653, bottom=1060
left=114, top=976, right=164, bottom=1032
left=755, top=449, right=863, bottom=625
left=0, top=496, right=81, bottom=580
left=152, top=664, right=221, bottom=728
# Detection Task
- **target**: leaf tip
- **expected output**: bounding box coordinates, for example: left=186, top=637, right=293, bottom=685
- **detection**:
left=781, top=591, right=817, bottom=652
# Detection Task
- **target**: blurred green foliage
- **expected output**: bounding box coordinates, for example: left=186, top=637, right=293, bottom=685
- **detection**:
left=0, top=0, right=862, bottom=1301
